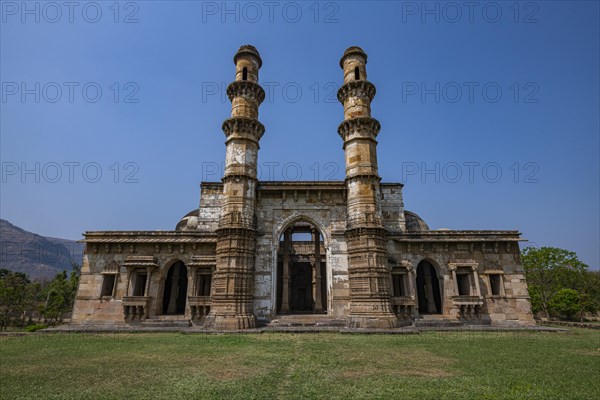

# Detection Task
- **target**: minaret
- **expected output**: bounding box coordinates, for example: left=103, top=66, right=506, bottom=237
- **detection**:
left=204, top=45, right=265, bottom=330
left=337, top=46, right=399, bottom=328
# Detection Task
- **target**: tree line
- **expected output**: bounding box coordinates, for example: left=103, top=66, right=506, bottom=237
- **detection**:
left=0, top=265, right=79, bottom=331
left=522, top=247, right=600, bottom=321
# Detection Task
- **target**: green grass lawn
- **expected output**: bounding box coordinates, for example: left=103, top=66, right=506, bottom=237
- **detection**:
left=1, top=329, right=599, bottom=399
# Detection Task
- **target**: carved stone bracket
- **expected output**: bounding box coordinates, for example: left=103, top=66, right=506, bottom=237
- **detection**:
left=222, top=117, right=265, bottom=141
left=337, top=80, right=376, bottom=104
left=226, top=80, right=265, bottom=104
left=337, top=117, right=381, bottom=140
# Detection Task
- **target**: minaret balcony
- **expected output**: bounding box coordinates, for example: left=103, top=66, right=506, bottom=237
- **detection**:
left=222, top=117, right=265, bottom=141
left=338, top=117, right=381, bottom=140
left=337, top=80, right=376, bottom=104
left=226, top=80, right=265, bottom=104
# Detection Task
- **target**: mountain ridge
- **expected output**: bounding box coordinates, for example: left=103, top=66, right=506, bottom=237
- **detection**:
left=0, top=219, right=85, bottom=280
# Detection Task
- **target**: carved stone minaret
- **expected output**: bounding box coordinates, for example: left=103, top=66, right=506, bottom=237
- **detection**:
left=337, top=46, right=399, bottom=328
left=204, top=45, right=265, bottom=330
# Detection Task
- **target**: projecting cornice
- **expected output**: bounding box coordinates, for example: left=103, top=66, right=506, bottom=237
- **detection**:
left=222, top=117, right=265, bottom=141
left=226, top=80, right=265, bottom=104
left=337, top=117, right=381, bottom=140
left=337, top=80, right=376, bottom=104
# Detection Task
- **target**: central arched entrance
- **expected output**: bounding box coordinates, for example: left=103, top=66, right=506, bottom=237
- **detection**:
left=277, top=221, right=327, bottom=314
left=416, top=260, right=442, bottom=314
left=162, top=260, right=188, bottom=315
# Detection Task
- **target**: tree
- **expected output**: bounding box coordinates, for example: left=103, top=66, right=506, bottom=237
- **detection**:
left=0, top=269, right=35, bottom=330
left=522, top=246, right=600, bottom=320
left=40, top=265, right=80, bottom=324
left=549, top=289, right=582, bottom=321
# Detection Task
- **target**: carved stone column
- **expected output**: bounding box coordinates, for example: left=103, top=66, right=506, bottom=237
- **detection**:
left=312, top=228, right=323, bottom=312
left=423, top=265, right=437, bottom=314
left=144, top=267, right=152, bottom=297
left=449, top=264, right=459, bottom=296
left=167, top=266, right=180, bottom=314
left=472, top=265, right=482, bottom=298
left=125, top=269, right=132, bottom=297
left=281, top=228, right=291, bottom=313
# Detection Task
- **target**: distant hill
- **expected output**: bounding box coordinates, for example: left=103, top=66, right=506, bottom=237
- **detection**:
left=0, top=219, right=84, bottom=281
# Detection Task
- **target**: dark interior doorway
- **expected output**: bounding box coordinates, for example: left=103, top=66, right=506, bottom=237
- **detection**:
left=291, top=262, right=313, bottom=312
left=162, top=261, right=188, bottom=315
left=416, top=260, right=442, bottom=314
left=277, top=221, right=327, bottom=314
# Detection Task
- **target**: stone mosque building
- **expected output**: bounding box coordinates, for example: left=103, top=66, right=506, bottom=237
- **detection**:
left=71, top=46, right=534, bottom=330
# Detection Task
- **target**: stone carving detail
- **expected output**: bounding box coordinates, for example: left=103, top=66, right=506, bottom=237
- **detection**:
left=337, top=80, right=376, bottom=103
left=337, top=117, right=381, bottom=140
left=221, top=117, right=265, bottom=141
left=226, top=80, right=266, bottom=104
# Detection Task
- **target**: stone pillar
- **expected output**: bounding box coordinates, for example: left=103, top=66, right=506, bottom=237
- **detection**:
left=406, top=265, right=415, bottom=298
left=450, top=265, right=459, bottom=296
left=144, top=268, right=152, bottom=297
left=167, top=266, right=179, bottom=314
left=281, top=228, right=291, bottom=313
left=423, top=265, right=437, bottom=314
left=125, top=269, right=132, bottom=296
left=188, top=266, right=197, bottom=297
left=337, top=46, right=398, bottom=328
left=312, top=228, right=323, bottom=313
left=472, top=265, right=482, bottom=298
left=204, top=45, right=265, bottom=330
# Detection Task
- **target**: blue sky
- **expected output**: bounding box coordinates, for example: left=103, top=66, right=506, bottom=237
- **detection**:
left=1, top=1, right=598, bottom=268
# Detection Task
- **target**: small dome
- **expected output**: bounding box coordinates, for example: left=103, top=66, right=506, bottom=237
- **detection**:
left=404, top=211, right=430, bottom=232
left=340, top=46, right=367, bottom=68
left=234, top=45, right=262, bottom=68
left=176, top=209, right=200, bottom=231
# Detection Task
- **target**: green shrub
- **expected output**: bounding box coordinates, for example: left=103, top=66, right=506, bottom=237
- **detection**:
left=25, top=324, right=48, bottom=332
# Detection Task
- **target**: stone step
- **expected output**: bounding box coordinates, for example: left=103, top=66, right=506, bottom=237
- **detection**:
left=141, top=319, right=192, bottom=328
left=417, top=314, right=455, bottom=320
left=146, top=315, right=189, bottom=321
left=268, top=314, right=346, bottom=327
left=413, top=318, right=464, bottom=328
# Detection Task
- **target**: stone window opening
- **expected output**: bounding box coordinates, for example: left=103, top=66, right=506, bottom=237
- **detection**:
left=354, top=67, right=360, bottom=80
left=242, top=67, right=248, bottom=81
left=195, top=272, right=212, bottom=297
left=189, top=265, right=213, bottom=322
left=449, top=262, right=483, bottom=300
left=100, top=274, right=117, bottom=298
left=488, top=274, right=504, bottom=296
left=391, top=271, right=406, bottom=297
left=456, top=272, right=471, bottom=296
left=132, top=272, right=147, bottom=296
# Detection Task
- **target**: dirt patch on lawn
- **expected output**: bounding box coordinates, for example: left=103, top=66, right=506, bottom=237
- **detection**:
left=336, top=348, right=455, bottom=379
left=178, top=352, right=277, bottom=381
left=572, top=349, right=600, bottom=357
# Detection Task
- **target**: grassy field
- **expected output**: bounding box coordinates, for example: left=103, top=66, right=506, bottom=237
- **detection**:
left=1, top=329, right=598, bottom=399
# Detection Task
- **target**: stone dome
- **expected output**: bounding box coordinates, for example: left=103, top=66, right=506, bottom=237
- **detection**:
left=234, top=45, right=262, bottom=68
left=404, top=210, right=430, bottom=232
left=176, top=209, right=200, bottom=231
left=340, top=46, right=367, bottom=68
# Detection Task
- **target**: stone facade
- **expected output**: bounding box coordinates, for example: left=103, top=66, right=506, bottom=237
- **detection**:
left=71, top=45, right=535, bottom=329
